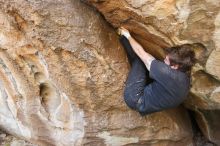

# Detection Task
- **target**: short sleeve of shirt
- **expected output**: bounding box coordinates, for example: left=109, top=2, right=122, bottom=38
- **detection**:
left=146, top=58, right=155, bottom=71
left=149, top=60, right=171, bottom=86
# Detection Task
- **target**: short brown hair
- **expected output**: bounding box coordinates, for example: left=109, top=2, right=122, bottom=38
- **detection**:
left=165, top=44, right=196, bottom=73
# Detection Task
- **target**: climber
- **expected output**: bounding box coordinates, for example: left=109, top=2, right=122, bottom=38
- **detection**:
left=118, top=27, right=195, bottom=115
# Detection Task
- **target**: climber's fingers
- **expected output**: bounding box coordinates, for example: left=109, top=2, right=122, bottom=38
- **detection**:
left=117, top=27, right=131, bottom=38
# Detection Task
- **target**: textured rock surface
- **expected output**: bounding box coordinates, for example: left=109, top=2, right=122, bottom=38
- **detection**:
left=83, top=0, right=220, bottom=145
left=0, top=130, right=36, bottom=146
left=0, top=0, right=194, bottom=146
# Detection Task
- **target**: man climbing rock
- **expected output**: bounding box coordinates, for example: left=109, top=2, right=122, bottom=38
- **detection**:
left=118, top=27, right=195, bottom=115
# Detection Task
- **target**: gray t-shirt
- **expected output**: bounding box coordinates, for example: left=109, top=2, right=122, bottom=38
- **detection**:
left=136, top=59, right=190, bottom=115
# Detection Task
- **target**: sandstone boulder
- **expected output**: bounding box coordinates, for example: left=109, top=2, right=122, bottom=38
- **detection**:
left=0, top=0, right=194, bottom=145
left=83, top=0, right=220, bottom=145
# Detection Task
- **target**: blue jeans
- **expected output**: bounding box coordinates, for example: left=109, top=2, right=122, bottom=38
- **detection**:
left=120, top=36, right=152, bottom=111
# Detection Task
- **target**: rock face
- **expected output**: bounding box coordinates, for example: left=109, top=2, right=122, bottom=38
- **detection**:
left=83, top=0, right=220, bottom=145
left=0, top=0, right=195, bottom=146
left=0, top=130, right=36, bottom=146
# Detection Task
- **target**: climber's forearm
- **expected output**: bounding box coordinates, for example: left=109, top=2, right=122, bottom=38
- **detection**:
left=128, top=37, right=155, bottom=70
left=119, top=27, right=155, bottom=70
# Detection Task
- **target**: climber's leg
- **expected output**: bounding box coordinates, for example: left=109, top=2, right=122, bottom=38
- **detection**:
left=119, top=36, right=153, bottom=110
left=123, top=59, right=153, bottom=110
left=119, top=35, right=139, bottom=65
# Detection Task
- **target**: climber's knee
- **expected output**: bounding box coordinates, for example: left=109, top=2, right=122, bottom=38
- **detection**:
left=124, top=89, right=138, bottom=110
left=136, top=97, right=157, bottom=116
left=136, top=98, right=147, bottom=116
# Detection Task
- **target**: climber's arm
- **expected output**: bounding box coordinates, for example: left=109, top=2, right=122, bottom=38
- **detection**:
left=128, top=37, right=155, bottom=70
left=119, top=27, right=155, bottom=70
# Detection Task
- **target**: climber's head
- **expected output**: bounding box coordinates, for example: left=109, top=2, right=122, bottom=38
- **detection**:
left=164, top=44, right=196, bottom=73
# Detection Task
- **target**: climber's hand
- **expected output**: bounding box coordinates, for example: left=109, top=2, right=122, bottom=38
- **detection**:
left=117, top=27, right=131, bottom=39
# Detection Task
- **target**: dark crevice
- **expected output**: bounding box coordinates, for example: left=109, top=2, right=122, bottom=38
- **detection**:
left=187, top=109, right=216, bottom=146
